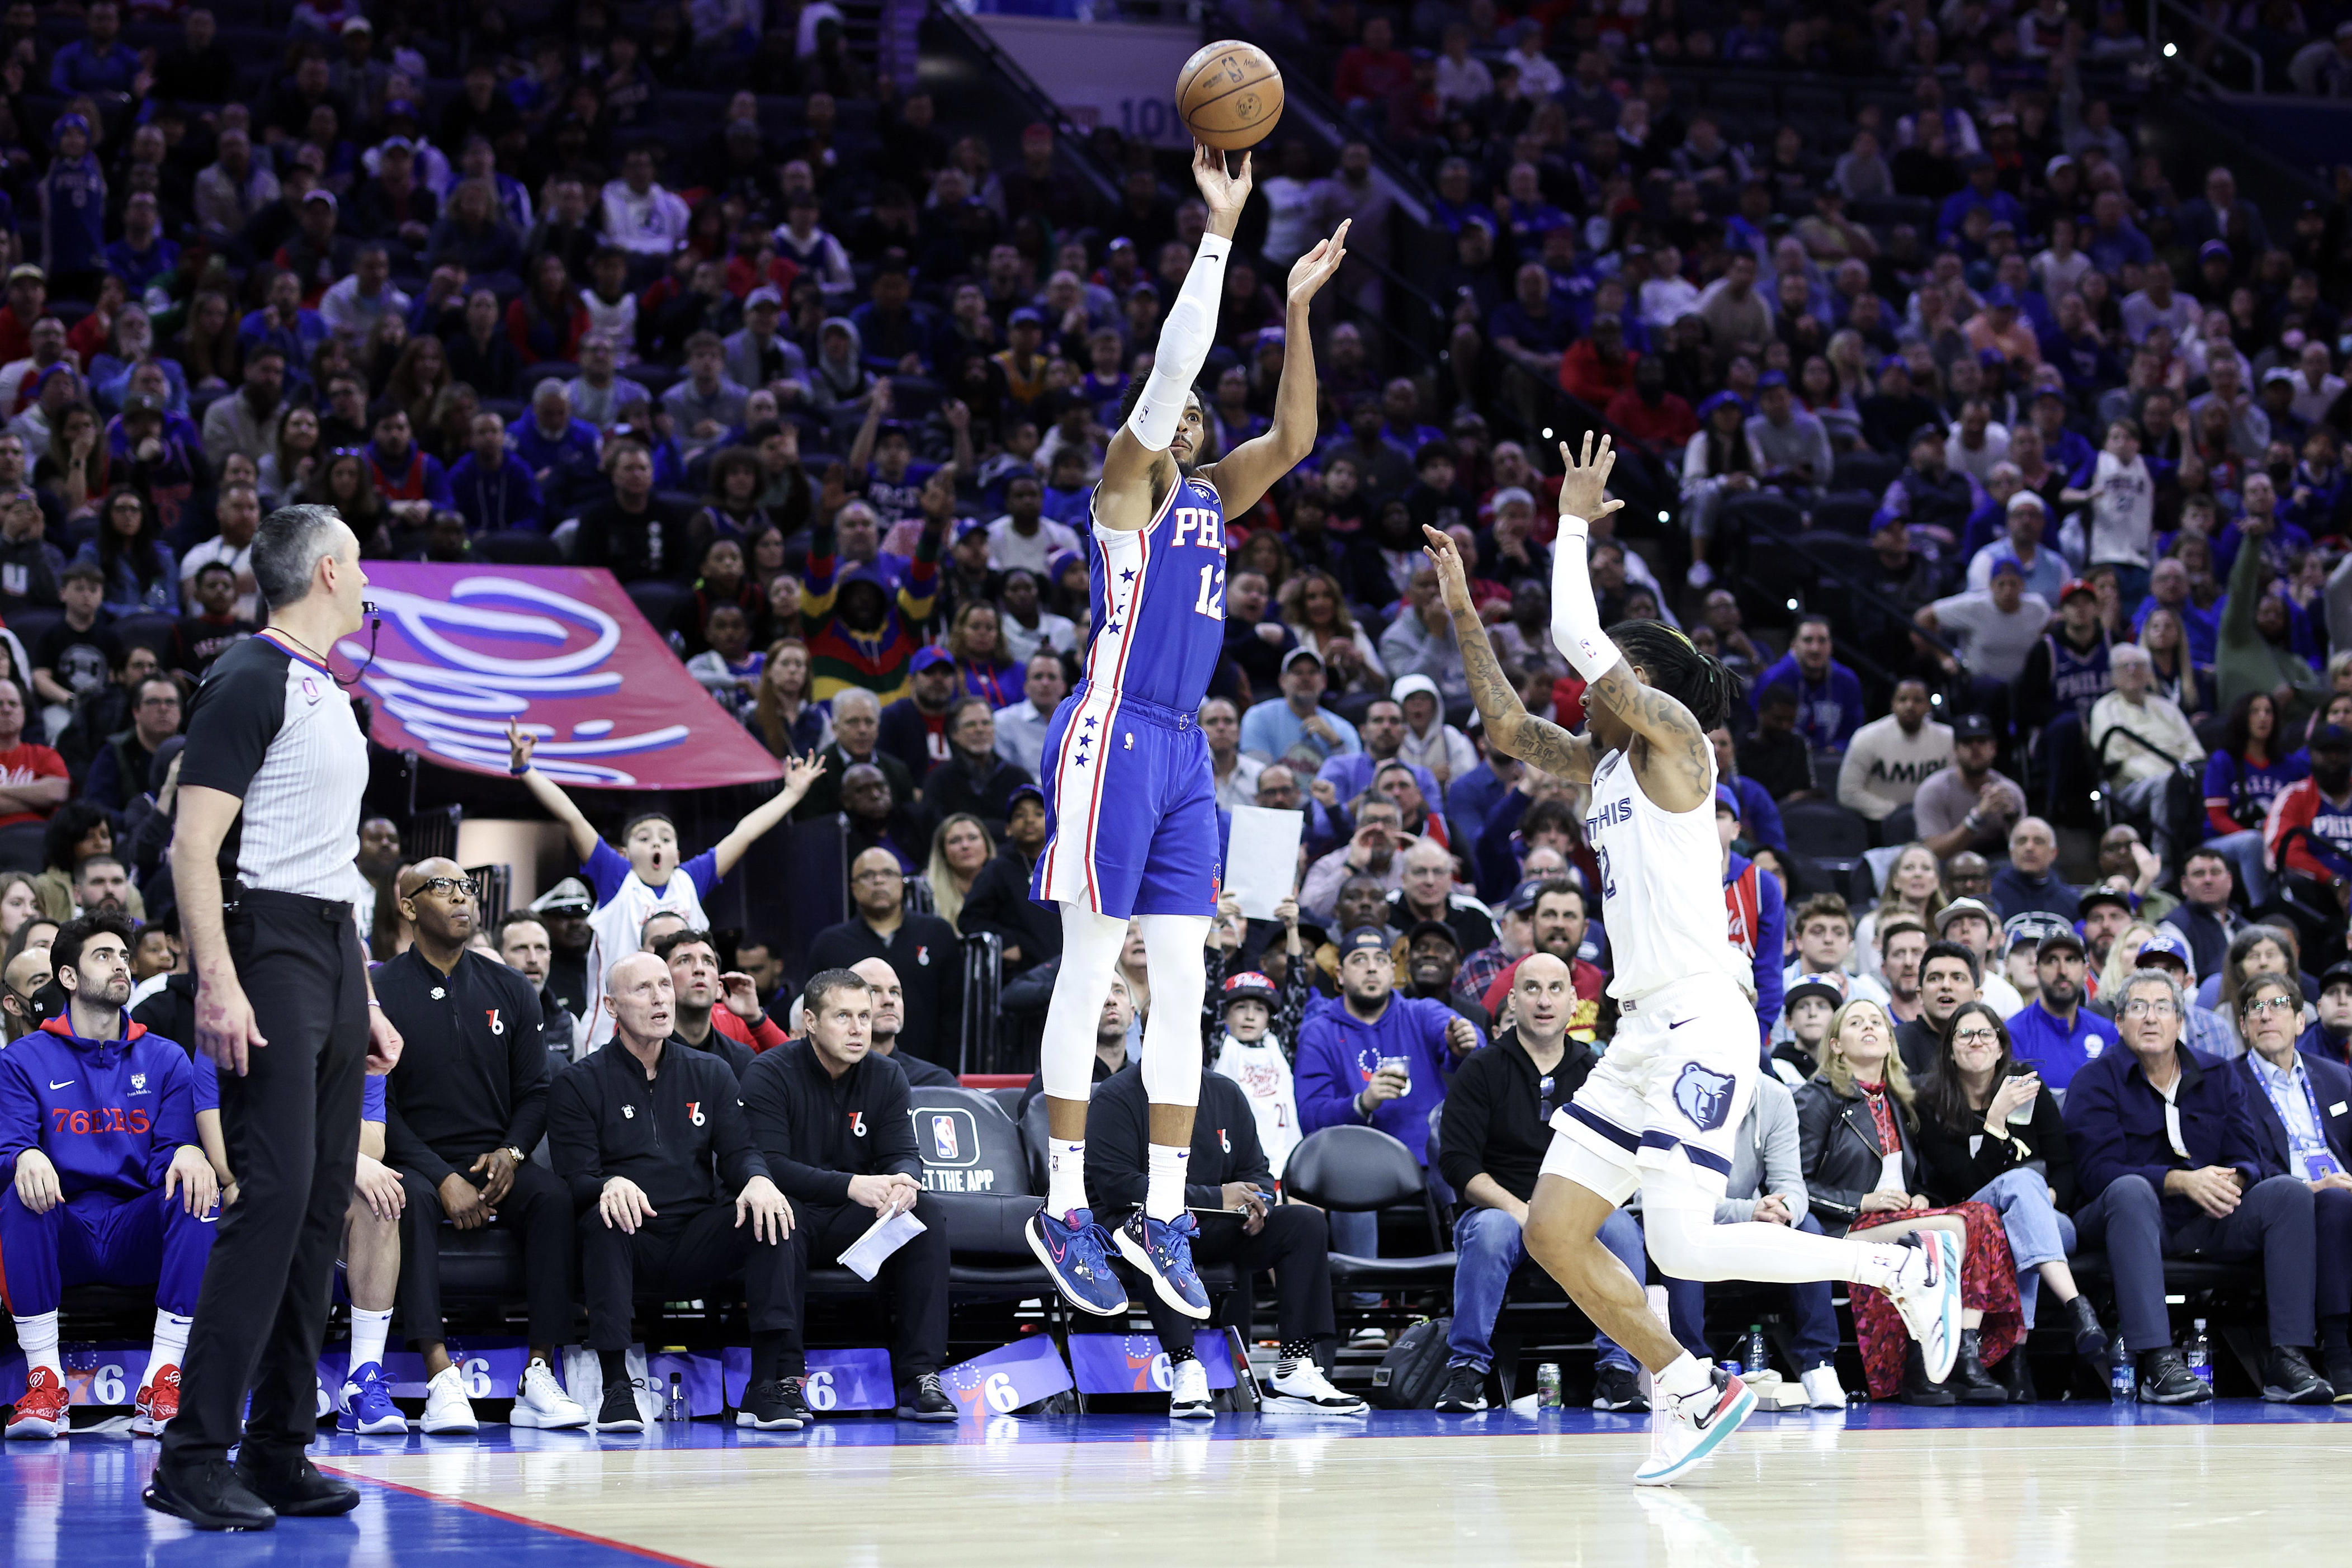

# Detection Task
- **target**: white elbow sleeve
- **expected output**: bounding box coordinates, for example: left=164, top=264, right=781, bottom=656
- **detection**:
left=1126, top=233, right=1232, bottom=451
left=1550, top=518, right=1624, bottom=682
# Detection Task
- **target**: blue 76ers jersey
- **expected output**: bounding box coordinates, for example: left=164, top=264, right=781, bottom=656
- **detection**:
left=1082, top=474, right=1227, bottom=712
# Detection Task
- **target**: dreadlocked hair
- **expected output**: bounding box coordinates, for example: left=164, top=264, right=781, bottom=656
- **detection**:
left=1607, top=619, right=1742, bottom=733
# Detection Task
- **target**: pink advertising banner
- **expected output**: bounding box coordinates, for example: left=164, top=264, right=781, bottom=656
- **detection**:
left=325, top=564, right=785, bottom=791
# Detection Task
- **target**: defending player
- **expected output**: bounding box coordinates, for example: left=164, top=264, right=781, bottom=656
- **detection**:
left=1422, top=436, right=1963, bottom=1486
left=1024, top=142, right=1348, bottom=1319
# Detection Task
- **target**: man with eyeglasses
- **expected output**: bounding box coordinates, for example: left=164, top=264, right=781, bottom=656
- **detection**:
left=2126, top=929, right=2234, bottom=1056
left=84, top=672, right=183, bottom=814
left=372, top=857, right=587, bottom=1437
left=804, top=846, right=965, bottom=1071
left=2064, top=966, right=2334, bottom=1404
left=2004, top=929, right=2118, bottom=1091
left=2227, top=969, right=2352, bottom=1396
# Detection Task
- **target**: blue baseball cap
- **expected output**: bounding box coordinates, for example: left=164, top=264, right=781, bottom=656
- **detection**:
left=2135, top=927, right=2195, bottom=981
left=910, top=646, right=956, bottom=674
left=1714, top=783, right=1740, bottom=817
left=1339, top=926, right=1392, bottom=956
left=1697, top=389, right=1749, bottom=419
left=1756, top=369, right=1789, bottom=389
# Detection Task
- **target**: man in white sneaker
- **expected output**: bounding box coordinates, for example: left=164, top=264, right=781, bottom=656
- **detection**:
left=375, top=859, right=586, bottom=1433
left=1084, top=978, right=1364, bottom=1418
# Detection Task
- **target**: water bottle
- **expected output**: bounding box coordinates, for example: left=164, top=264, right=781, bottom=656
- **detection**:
left=1744, top=1324, right=1769, bottom=1379
left=2110, top=1333, right=2134, bottom=1401
left=2185, top=1319, right=2213, bottom=1388
left=667, top=1372, right=686, bottom=1425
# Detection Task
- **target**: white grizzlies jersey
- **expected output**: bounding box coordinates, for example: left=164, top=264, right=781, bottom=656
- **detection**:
left=1584, top=747, right=1752, bottom=1002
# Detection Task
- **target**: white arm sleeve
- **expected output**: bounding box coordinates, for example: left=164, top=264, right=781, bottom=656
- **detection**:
left=1549, top=515, right=1624, bottom=682
left=1126, top=233, right=1232, bottom=451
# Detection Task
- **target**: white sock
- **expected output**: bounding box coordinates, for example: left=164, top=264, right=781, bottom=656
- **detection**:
left=349, top=1306, right=394, bottom=1373
left=1046, top=1139, right=1088, bottom=1217
left=1655, top=1352, right=1712, bottom=1401
left=150, top=1309, right=193, bottom=1370
left=1849, top=1242, right=1911, bottom=1292
left=1145, top=1144, right=1189, bottom=1223
left=13, top=1311, right=60, bottom=1379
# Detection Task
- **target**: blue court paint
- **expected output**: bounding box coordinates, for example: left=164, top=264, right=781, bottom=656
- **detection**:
left=6, top=1402, right=2348, bottom=1568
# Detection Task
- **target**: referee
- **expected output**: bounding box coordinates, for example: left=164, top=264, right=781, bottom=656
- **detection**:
left=148, top=504, right=404, bottom=1532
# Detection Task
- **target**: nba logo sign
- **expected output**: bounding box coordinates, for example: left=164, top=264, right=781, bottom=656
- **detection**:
left=930, top=1115, right=960, bottom=1163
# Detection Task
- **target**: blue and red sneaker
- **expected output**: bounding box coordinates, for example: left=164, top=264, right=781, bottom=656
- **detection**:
left=1026, top=1206, right=1128, bottom=1316
left=1116, top=1210, right=1210, bottom=1319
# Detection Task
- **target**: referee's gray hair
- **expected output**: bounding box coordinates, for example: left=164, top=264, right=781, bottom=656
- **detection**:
left=252, top=503, right=348, bottom=610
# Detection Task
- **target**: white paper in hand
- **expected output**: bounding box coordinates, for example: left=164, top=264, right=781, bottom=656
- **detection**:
left=838, top=1207, right=927, bottom=1281
left=1224, top=805, right=1305, bottom=922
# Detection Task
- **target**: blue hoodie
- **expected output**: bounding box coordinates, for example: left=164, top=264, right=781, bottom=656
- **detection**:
left=0, top=1014, right=196, bottom=1202
left=1295, top=991, right=1481, bottom=1165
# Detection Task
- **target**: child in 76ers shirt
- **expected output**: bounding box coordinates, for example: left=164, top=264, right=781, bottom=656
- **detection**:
left=0, top=913, right=218, bottom=1439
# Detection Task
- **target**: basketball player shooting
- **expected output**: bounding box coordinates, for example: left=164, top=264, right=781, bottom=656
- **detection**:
left=1421, top=434, right=1964, bottom=1486
left=1024, top=143, right=1347, bottom=1330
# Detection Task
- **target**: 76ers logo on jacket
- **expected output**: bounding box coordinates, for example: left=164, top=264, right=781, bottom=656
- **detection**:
left=1673, top=1063, right=1736, bottom=1132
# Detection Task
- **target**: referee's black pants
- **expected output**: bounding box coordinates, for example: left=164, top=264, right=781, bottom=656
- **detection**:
left=577, top=1202, right=786, bottom=1352
left=763, top=1202, right=951, bottom=1378
left=162, top=891, right=368, bottom=1471
left=396, top=1161, right=575, bottom=1349
left=1140, top=1206, right=1336, bottom=1350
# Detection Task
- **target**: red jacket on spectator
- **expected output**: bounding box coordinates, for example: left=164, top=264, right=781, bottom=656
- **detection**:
left=714, top=1005, right=789, bottom=1054
left=1604, top=384, right=1699, bottom=452
left=1560, top=342, right=1638, bottom=406
left=1333, top=43, right=1414, bottom=105
left=1482, top=953, right=1610, bottom=1041
left=507, top=294, right=590, bottom=365
left=2264, top=776, right=2352, bottom=883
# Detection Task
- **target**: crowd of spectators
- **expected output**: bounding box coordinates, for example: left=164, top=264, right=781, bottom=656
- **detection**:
left=11, top=0, right=2352, bottom=1424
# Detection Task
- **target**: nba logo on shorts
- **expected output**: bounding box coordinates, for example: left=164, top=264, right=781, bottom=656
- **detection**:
left=931, top=1115, right=960, bottom=1162
left=1673, top=1062, right=1736, bottom=1132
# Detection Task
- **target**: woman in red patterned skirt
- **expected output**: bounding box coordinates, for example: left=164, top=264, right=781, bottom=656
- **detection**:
left=1794, top=997, right=2024, bottom=1403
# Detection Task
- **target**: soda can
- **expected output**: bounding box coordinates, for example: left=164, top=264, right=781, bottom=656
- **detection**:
left=1721, top=1360, right=1745, bottom=1380
left=1536, top=1363, right=1561, bottom=1409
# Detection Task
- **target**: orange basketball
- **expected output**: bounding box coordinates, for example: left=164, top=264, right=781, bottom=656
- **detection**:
left=1176, top=40, right=1284, bottom=151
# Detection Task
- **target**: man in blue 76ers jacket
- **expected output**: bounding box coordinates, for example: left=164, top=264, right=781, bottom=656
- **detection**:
left=0, top=911, right=219, bottom=1439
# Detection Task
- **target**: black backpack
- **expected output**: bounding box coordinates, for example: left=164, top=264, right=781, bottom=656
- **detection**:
left=1368, top=1317, right=1453, bottom=1409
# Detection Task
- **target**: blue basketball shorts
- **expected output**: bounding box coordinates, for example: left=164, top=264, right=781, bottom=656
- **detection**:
left=1031, top=682, right=1220, bottom=920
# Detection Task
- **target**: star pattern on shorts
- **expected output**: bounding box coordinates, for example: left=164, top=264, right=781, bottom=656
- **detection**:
left=1121, top=568, right=1136, bottom=583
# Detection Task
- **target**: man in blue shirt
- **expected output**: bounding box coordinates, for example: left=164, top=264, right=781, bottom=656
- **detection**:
left=2004, top=929, right=2117, bottom=1089
left=49, top=1, right=140, bottom=97
left=447, top=410, right=545, bottom=536
left=1296, top=926, right=1483, bottom=1265
left=1937, top=155, right=2026, bottom=247
left=1315, top=697, right=1440, bottom=807
left=1753, top=614, right=1864, bottom=752
left=2228, top=966, right=2352, bottom=1392
left=1239, top=647, right=1361, bottom=766
left=2065, top=966, right=2330, bottom=1404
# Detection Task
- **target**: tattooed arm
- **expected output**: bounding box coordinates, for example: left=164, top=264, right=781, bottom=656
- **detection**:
left=1542, top=434, right=1715, bottom=813
left=1421, top=526, right=1595, bottom=785
left=1583, top=662, right=1714, bottom=813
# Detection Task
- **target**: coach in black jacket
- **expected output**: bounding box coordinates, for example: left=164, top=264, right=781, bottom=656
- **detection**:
left=376, top=858, right=572, bottom=1396
left=1088, top=1056, right=1361, bottom=1411
left=549, top=952, right=791, bottom=1430
left=738, top=967, right=955, bottom=1423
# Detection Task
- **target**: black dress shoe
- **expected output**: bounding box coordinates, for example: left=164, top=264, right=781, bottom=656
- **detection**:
left=2137, top=1348, right=2212, bottom=1404
left=143, top=1459, right=277, bottom=1532
left=232, top=1455, right=360, bottom=1517
left=1949, top=1329, right=2009, bottom=1405
left=896, top=1372, right=957, bottom=1423
left=594, top=1380, right=645, bottom=1433
left=2322, top=1348, right=2352, bottom=1403
left=1898, top=1341, right=1955, bottom=1406
left=2263, top=1345, right=2334, bottom=1404
left=735, top=1378, right=810, bottom=1430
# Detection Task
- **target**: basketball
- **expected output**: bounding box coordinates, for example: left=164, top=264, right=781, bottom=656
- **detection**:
left=1176, top=39, right=1283, bottom=150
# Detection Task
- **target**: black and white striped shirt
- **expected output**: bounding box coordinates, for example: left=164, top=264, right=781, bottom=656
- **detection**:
left=181, top=632, right=370, bottom=900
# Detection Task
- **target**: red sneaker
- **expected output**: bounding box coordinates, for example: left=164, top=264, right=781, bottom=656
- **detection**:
left=7, top=1367, right=70, bottom=1440
left=134, top=1364, right=181, bottom=1437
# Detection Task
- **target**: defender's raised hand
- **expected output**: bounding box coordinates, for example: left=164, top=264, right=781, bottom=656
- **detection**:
left=1192, top=142, right=1254, bottom=231
left=1556, top=432, right=1626, bottom=525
